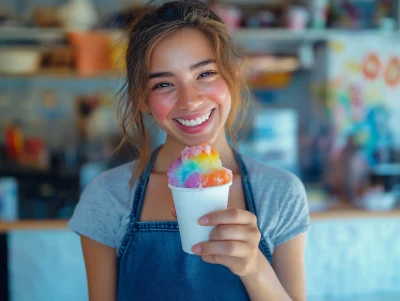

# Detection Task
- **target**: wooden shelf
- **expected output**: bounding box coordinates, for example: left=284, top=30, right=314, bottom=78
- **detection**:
left=0, top=219, right=68, bottom=233
left=2, top=27, right=398, bottom=44
left=311, top=209, right=400, bottom=220
left=0, top=68, right=125, bottom=79
left=0, top=27, right=65, bottom=42
left=231, top=29, right=400, bottom=47
left=0, top=27, right=122, bottom=42
left=1, top=207, right=399, bottom=233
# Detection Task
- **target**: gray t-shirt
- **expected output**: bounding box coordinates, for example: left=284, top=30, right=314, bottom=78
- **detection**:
left=68, top=156, right=310, bottom=254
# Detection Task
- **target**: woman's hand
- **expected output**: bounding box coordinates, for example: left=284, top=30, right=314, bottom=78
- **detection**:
left=170, top=206, right=262, bottom=277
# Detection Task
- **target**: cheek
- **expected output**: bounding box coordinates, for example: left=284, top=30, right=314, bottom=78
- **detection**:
left=203, top=80, right=231, bottom=107
left=148, top=94, right=175, bottom=120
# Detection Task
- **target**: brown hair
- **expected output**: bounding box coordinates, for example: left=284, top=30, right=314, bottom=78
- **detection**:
left=117, top=0, right=249, bottom=182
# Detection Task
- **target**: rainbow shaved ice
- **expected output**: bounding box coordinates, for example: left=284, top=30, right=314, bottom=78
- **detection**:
left=167, top=143, right=232, bottom=188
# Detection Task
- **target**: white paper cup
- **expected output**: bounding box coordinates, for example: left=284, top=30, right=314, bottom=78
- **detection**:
left=168, top=182, right=232, bottom=254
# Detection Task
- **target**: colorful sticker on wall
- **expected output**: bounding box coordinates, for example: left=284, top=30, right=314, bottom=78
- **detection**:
left=330, top=41, right=345, bottom=53
left=349, top=84, right=365, bottom=122
left=384, top=57, right=400, bottom=87
left=327, top=36, right=400, bottom=164
left=362, top=52, right=381, bottom=81
left=346, top=60, right=360, bottom=75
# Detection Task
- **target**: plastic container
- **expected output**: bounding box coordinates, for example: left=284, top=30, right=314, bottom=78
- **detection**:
left=287, top=6, right=309, bottom=30
left=168, top=182, right=232, bottom=254
left=310, top=0, right=328, bottom=29
left=68, top=31, right=112, bottom=76
left=0, top=177, right=18, bottom=221
left=0, top=48, right=41, bottom=74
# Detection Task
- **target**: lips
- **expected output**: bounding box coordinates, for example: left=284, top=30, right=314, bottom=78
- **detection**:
left=173, top=108, right=215, bottom=134
left=175, top=110, right=212, bottom=127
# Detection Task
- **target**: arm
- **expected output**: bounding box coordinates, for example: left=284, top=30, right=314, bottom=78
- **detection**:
left=241, top=233, right=307, bottom=301
left=186, top=208, right=307, bottom=301
left=81, top=235, right=117, bottom=301
left=272, top=233, right=307, bottom=300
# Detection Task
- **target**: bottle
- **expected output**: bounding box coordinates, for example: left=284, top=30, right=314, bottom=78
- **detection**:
left=0, top=177, right=18, bottom=221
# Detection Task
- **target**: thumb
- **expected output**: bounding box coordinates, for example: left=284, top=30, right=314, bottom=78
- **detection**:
left=170, top=205, right=177, bottom=220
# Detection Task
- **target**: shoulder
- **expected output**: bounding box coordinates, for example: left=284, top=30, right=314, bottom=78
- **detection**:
left=79, top=161, right=137, bottom=212
left=241, top=155, right=305, bottom=197
left=68, top=161, right=138, bottom=248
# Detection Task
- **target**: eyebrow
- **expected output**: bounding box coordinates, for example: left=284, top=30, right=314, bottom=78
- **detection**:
left=149, top=58, right=216, bottom=79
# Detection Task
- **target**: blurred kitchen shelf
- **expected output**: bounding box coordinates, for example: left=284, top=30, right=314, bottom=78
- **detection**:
left=222, top=0, right=281, bottom=3
left=0, top=68, right=125, bottom=79
left=0, top=27, right=65, bottom=42
left=220, top=0, right=282, bottom=4
left=0, top=164, right=79, bottom=178
left=2, top=27, right=399, bottom=44
left=0, top=27, right=122, bottom=43
left=311, top=208, right=400, bottom=220
left=231, top=28, right=400, bottom=43
left=311, top=200, right=400, bottom=220
left=0, top=66, right=297, bottom=79
left=232, top=29, right=326, bottom=42
left=0, top=219, right=68, bottom=233
left=1, top=206, right=400, bottom=233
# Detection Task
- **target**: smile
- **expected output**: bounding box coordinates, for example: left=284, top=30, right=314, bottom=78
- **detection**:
left=175, top=110, right=213, bottom=127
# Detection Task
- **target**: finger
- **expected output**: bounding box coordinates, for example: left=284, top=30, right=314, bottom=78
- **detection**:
left=192, top=240, right=252, bottom=257
left=202, top=255, right=238, bottom=266
left=170, top=205, right=177, bottom=220
left=199, top=208, right=257, bottom=226
left=209, top=224, right=260, bottom=243
left=201, top=255, right=253, bottom=276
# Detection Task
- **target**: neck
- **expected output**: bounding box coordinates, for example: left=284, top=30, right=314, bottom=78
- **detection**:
left=152, top=132, right=240, bottom=174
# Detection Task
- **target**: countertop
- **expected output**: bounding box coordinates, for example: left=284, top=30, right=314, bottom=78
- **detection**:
left=1, top=204, right=400, bottom=233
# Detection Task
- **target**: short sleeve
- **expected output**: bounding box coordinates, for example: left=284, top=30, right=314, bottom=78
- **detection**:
left=273, top=174, right=310, bottom=247
left=68, top=174, right=120, bottom=248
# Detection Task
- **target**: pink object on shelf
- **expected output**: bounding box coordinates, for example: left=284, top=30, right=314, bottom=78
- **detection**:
left=287, top=6, right=309, bottom=30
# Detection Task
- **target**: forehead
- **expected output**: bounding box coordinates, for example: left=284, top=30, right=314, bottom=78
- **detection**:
left=149, top=28, right=215, bottom=71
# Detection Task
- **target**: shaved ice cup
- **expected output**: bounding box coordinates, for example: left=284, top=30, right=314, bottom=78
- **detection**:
left=168, top=181, right=232, bottom=254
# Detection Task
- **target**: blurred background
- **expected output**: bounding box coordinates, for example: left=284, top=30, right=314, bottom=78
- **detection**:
left=0, top=0, right=399, bottom=300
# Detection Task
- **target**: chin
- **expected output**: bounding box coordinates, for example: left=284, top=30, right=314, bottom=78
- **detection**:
left=164, top=114, right=225, bottom=147
left=170, top=128, right=222, bottom=147
left=178, top=134, right=216, bottom=147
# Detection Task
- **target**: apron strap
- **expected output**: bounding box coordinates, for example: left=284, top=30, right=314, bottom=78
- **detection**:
left=118, top=146, right=162, bottom=259
left=132, top=147, right=162, bottom=221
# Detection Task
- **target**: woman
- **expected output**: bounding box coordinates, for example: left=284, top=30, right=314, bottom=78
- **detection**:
left=68, top=1, right=310, bottom=300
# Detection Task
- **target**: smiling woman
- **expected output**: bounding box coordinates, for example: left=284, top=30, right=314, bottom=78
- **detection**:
left=67, top=1, right=310, bottom=301
left=117, top=1, right=249, bottom=182
left=145, top=28, right=231, bottom=145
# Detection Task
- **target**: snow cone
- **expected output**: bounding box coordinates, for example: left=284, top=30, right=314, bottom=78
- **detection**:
left=167, top=143, right=232, bottom=254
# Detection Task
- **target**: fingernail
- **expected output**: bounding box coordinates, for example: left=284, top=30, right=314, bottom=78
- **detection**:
left=198, top=216, right=209, bottom=225
left=192, top=244, right=201, bottom=254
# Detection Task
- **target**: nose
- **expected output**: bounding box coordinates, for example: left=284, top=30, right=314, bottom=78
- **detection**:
left=177, top=84, right=204, bottom=111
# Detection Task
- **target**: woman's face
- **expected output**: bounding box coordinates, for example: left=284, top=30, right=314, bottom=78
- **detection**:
left=146, top=28, right=232, bottom=147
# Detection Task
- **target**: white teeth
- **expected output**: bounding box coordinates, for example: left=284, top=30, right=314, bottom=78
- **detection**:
left=176, top=110, right=213, bottom=127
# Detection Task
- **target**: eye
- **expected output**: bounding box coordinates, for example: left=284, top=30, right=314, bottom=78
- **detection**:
left=153, top=82, right=172, bottom=90
left=198, top=70, right=217, bottom=79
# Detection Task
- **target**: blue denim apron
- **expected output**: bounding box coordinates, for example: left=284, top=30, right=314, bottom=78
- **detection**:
left=117, top=148, right=272, bottom=301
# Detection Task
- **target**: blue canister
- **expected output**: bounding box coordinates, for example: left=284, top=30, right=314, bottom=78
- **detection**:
left=0, top=177, right=18, bottom=221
